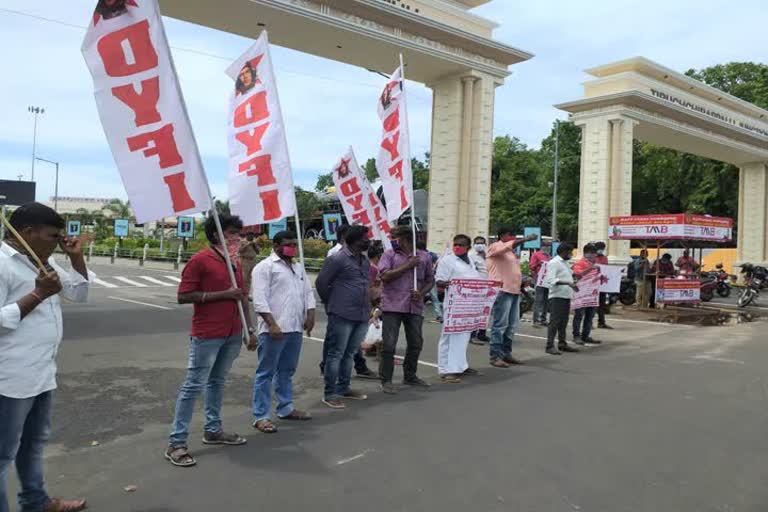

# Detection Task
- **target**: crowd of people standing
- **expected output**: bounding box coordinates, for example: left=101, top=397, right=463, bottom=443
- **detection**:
left=0, top=203, right=627, bottom=511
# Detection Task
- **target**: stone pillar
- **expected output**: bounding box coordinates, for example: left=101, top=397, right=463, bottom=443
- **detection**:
left=737, top=162, right=768, bottom=266
left=427, top=72, right=500, bottom=251
left=576, top=115, right=634, bottom=263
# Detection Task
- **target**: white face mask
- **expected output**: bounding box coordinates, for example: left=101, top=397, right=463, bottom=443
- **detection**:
left=474, top=244, right=486, bottom=253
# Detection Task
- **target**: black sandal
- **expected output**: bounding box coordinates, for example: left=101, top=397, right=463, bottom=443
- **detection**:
left=254, top=419, right=278, bottom=433
left=165, top=446, right=196, bottom=467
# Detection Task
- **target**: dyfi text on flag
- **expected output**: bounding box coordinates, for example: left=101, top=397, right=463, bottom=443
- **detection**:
left=226, top=32, right=296, bottom=226
left=332, top=148, right=392, bottom=249
left=375, top=65, right=413, bottom=223
left=81, top=0, right=211, bottom=224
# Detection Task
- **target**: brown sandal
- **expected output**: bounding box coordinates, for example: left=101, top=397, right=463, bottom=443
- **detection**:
left=440, top=374, right=462, bottom=384
left=254, top=419, right=278, bottom=433
left=43, top=498, right=88, bottom=512
left=279, top=410, right=312, bottom=421
left=164, top=446, right=196, bottom=467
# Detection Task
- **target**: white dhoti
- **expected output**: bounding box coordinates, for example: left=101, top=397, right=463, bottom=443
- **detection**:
left=437, top=331, right=471, bottom=375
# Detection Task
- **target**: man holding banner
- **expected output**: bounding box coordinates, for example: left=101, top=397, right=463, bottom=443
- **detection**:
left=530, top=241, right=552, bottom=327
left=571, top=244, right=602, bottom=346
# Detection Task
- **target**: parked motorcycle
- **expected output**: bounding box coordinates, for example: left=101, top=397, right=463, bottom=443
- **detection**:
left=738, top=263, right=768, bottom=308
left=714, top=263, right=734, bottom=298
left=699, top=275, right=717, bottom=302
left=618, top=278, right=637, bottom=306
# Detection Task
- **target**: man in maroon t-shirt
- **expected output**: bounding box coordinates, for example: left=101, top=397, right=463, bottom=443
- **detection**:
left=165, top=214, right=257, bottom=468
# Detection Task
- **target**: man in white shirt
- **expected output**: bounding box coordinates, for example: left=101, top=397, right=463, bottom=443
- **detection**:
left=1, top=203, right=91, bottom=512
left=469, top=236, right=490, bottom=345
left=251, top=231, right=316, bottom=433
left=544, top=243, right=580, bottom=356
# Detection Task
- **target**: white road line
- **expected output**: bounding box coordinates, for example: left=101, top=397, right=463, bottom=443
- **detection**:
left=692, top=355, right=746, bottom=365
left=93, top=277, right=118, bottom=288
left=307, top=336, right=439, bottom=368
left=711, top=301, right=768, bottom=311
left=164, top=275, right=182, bottom=283
left=336, top=449, right=372, bottom=466
left=107, top=296, right=173, bottom=310
left=138, top=276, right=175, bottom=286
left=113, top=276, right=148, bottom=287
left=605, top=317, right=695, bottom=328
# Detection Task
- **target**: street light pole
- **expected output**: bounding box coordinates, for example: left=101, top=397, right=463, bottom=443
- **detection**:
left=551, top=119, right=560, bottom=241
left=28, top=106, right=45, bottom=182
left=35, top=157, right=59, bottom=211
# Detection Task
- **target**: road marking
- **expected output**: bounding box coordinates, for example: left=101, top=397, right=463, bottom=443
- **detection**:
left=336, top=449, right=373, bottom=466
left=113, top=276, right=148, bottom=287
left=603, top=317, right=695, bottom=328
left=138, top=276, right=175, bottom=286
left=164, top=275, right=182, bottom=283
left=307, top=336, right=439, bottom=368
left=711, top=301, right=768, bottom=311
left=107, top=296, right=173, bottom=310
left=692, top=355, right=746, bottom=365
left=93, top=278, right=118, bottom=288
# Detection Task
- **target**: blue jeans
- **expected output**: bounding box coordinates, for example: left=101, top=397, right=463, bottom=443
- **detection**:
left=0, top=392, right=52, bottom=512
left=324, top=315, right=368, bottom=400
left=252, top=332, right=303, bottom=422
left=169, top=334, right=242, bottom=447
left=573, top=307, right=596, bottom=340
left=429, top=286, right=443, bottom=318
left=490, top=292, right=520, bottom=360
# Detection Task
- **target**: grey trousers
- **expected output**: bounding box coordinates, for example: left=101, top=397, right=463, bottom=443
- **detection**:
left=533, top=286, right=549, bottom=324
left=379, top=312, right=424, bottom=383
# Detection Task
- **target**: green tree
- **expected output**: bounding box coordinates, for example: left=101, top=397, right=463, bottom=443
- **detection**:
left=315, top=172, right=333, bottom=192
left=686, top=62, right=768, bottom=109
left=104, top=199, right=132, bottom=220
left=214, top=200, right=231, bottom=216
left=364, top=158, right=378, bottom=182
left=295, top=187, right=323, bottom=220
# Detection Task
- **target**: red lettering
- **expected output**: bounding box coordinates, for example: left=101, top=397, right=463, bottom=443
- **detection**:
left=97, top=20, right=158, bottom=77
left=388, top=160, right=404, bottom=181
left=383, top=109, right=400, bottom=132
left=112, top=77, right=161, bottom=127
left=339, top=177, right=361, bottom=197
left=235, top=123, right=270, bottom=155
left=260, top=189, right=282, bottom=221
left=234, top=91, right=269, bottom=128
left=162, top=172, right=196, bottom=212
left=345, top=194, right=364, bottom=211
left=378, top=220, right=391, bottom=235
left=370, top=204, right=384, bottom=222
left=400, top=185, right=408, bottom=209
left=126, top=124, right=182, bottom=169
left=351, top=210, right=371, bottom=226
left=238, top=154, right=276, bottom=186
left=380, top=131, right=400, bottom=161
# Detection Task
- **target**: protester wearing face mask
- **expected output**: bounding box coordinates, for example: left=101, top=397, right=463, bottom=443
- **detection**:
left=486, top=227, right=538, bottom=368
left=469, top=236, right=490, bottom=344
left=250, top=231, right=316, bottom=433
left=571, top=243, right=602, bottom=346
left=543, top=243, right=581, bottom=355
left=529, top=241, right=552, bottom=327
left=316, top=226, right=373, bottom=409
left=593, top=241, right=612, bottom=330
left=435, top=235, right=483, bottom=383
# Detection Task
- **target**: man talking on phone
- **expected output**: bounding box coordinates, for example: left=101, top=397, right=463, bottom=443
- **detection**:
left=1, top=203, right=92, bottom=512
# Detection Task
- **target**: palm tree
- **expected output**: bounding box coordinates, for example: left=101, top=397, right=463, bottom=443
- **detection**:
left=104, top=199, right=133, bottom=220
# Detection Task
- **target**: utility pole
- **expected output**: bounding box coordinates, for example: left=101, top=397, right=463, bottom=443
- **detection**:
left=551, top=119, right=560, bottom=241
left=28, top=106, right=45, bottom=182
left=35, top=158, right=59, bottom=211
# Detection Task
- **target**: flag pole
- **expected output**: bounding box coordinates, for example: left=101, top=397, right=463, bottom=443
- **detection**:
left=399, top=53, right=418, bottom=291
left=158, top=12, right=249, bottom=341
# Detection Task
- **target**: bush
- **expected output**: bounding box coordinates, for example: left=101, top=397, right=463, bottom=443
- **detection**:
left=302, top=238, right=330, bottom=258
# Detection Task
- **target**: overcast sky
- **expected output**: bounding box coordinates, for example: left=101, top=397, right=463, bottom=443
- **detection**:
left=0, top=0, right=765, bottom=202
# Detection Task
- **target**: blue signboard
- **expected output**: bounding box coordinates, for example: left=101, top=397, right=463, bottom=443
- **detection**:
left=551, top=242, right=560, bottom=257
left=177, top=216, right=195, bottom=238
left=67, top=220, right=81, bottom=237
left=323, top=213, right=343, bottom=241
left=268, top=218, right=288, bottom=240
left=114, top=219, right=130, bottom=238
left=524, top=227, right=541, bottom=249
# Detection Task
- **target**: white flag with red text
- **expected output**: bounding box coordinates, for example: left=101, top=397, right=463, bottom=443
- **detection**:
left=226, top=31, right=296, bottom=226
left=81, top=0, right=211, bottom=224
left=375, top=65, right=412, bottom=223
left=332, top=148, right=392, bottom=249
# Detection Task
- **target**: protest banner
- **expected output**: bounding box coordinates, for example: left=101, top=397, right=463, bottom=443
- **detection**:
left=332, top=147, right=392, bottom=248
left=571, top=270, right=603, bottom=310
left=375, top=63, right=412, bottom=224
left=598, top=264, right=623, bottom=294
left=656, top=279, right=701, bottom=304
left=227, top=31, right=296, bottom=227
left=536, top=262, right=549, bottom=288
left=82, top=0, right=211, bottom=224
left=443, top=279, right=502, bottom=334
left=609, top=214, right=733, bottom=241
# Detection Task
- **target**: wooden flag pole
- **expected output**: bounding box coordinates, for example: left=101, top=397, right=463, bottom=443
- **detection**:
left=399, top=53, right=418, bottom=291
left=0, top=212, right=47, bottom=273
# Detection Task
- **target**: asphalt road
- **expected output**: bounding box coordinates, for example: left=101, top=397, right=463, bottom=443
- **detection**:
left=8, top=260, right=768, bottom=512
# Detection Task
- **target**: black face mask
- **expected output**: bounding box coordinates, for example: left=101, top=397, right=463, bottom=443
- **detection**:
left=358, top=240, right=371, bottom=252
left=563, top=254, right=573, bottom=261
